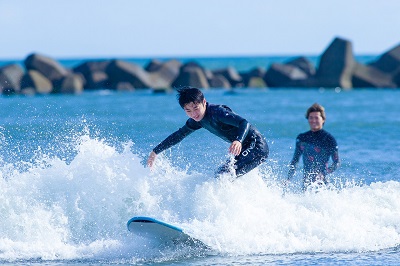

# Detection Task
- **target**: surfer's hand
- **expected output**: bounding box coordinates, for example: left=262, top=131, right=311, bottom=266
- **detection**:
left=229, top=140, right=242, bottom=156
left=147, top=151, right=157, bottom=168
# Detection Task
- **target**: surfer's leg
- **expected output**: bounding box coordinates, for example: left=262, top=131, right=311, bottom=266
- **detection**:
left=215, top=136, right=269, bottom=178
left=215, top=158, right=236, bottom=178
left=235, top=153, right=267, bottom=177
left=234, top=139, right=269, bottom=177
left=215, top=153, right=266, bottom=178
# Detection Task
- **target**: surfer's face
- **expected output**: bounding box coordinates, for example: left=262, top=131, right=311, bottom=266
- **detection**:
left=308, top=111, right=325, bottom=131
left=183, top=99, right=206, bottom=121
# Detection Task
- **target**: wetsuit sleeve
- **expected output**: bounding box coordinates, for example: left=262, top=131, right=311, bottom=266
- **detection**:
left=236, top=120, right=250, bottom=143
left=327, top=139, right=340, bottom=174
left=217, top=107, right=250, bottom=143
left=152, top=120, right=200, bottom=154
left=287, top=137, right=302, bottom=179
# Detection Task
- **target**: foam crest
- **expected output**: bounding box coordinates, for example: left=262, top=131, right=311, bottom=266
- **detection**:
left=185, top=175, right=400, bottom=254
left=0, top=134, right=148, bottom=260
left=0, top=133, right=399, bottom=261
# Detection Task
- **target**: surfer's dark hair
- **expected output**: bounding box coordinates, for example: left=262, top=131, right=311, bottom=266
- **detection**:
left=176, top=86, right=204, bottom=108
left=306, top=103, right=326, bottom=121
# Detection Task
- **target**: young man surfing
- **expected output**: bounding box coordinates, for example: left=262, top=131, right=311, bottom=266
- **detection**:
left=147, top=87, right=269, bottom=178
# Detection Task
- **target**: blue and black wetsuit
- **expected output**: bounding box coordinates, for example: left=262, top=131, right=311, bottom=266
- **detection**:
left=287, top=129, right=339, bottom=188
left=153, top=103, right=269, bottom=177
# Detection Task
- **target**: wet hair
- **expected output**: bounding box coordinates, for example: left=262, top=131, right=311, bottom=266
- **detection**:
left=176, top=86, right=204, bottom=108
left=305, top=103, right=326, bottom=121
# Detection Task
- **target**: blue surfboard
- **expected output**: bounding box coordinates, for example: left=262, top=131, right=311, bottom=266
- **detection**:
left=127, top=216, right=205, bottom=246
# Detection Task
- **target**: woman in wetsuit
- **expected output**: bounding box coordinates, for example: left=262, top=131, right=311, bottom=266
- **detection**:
left=147, top=87, right=269, bottom=178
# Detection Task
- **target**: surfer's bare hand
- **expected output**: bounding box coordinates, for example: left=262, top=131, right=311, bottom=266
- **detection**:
left=229, top=140, right=242, bottom=156
left=147, top=151, right=157, bottom=168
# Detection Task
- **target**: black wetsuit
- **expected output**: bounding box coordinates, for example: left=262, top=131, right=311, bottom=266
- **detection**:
left=153, top=103, right=269, bottom=177
left=288, top=129, right=339, bottom=188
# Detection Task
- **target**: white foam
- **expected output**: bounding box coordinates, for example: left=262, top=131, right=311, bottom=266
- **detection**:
left=0, top=134, right=399, bottom=261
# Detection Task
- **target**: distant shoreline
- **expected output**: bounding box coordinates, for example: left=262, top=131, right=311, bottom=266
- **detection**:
left=1, top=37, right=399, bottom=95
left=0, top=54, right=378, bottom=72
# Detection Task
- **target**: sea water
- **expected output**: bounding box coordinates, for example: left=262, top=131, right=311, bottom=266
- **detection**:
left=0, top=88, right=399, bottom=265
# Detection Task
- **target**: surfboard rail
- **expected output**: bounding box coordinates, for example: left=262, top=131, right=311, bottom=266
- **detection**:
left=127, top=216, right=207, bottom=247
left=127, top=216, right=191, bottom=242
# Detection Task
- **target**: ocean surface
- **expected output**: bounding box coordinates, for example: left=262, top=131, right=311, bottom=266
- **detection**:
left=0, top=56, right=399, bottom=265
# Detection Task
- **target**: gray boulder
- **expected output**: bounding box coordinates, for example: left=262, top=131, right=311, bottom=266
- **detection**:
left=106, top=60, right=152, bottom=89
left=264, top=63, right=308, bottom=87
left=114, top=81, right=135, bottom=91
left=172, top=66, right=210, bottom=89
left=145, top=59, right=163, bottom=72
left=56, top=74, right=84, bottom=94
left=315, top=37, right=356, bottom=89
left=209, top=74, right=231, bottom=89
left=246, top=77, right=267, bottom=88
left=393, top=72, right=400, bottom=87
left=148, top=59, right=182, bottom=89
left=369, top=44, right=400, bottom=74
left=240, top=67, right=267, bottom=88
left=20, top=70, right=53, bottom=94
left=352, top=63, right=396, bottom=88
left=84, top=71, right=110, bottom=89
left=212, top=67, right=242, bottom=87
left=0, top=64, right=24, bottom=94
left=181, top=61, right=211, bottom=79
left=73, top=60, right=111, bottom=89
left=286, top=56, right=315, bottom=76
left=24, top=53, right=68, bottom=84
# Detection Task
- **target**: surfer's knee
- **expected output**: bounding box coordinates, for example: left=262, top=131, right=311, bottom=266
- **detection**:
left=215, top=164, right=236, bottom=179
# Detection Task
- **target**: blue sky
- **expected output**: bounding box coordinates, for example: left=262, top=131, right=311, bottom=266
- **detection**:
left=1, top=0, right=399, bottom=59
